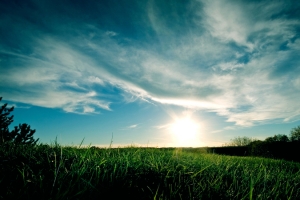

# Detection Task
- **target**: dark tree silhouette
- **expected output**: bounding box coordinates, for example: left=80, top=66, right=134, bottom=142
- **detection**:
left=265, top=134, right=289, bottom=142
left=276, top=134, right=289, bottom=142
left=290, top=125, right=300, bottom=142
left=227, top=136, right=255, bottom=146
left=0, top=97, right=39, bottom=145
left=10, top=123, right=38, bottom=145
left=0, top=97, right=14, bottom=143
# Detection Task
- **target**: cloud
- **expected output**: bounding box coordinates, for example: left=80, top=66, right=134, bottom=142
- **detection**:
left=200, top=0, right=254, bottom=50
left=0, top=0, right=300, bottom=126
left=128, top=124, right=138, bottom=129
left=0, top=103, right=31, bottom=109
left=119, top=124, right=140, bottom=130
left=87, top=76, right=105, bottom=85
left=0, top=37, right=114, bottom=114
left=105, top=31, right=117, bottom=37
left=155, top=124, right=171, bottom=130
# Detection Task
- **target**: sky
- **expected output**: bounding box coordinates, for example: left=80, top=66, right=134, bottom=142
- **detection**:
left=1, top=0, right=300, bottom=147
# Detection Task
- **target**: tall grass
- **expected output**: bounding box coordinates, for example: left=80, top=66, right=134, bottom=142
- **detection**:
left=1, top=142, right=299, bottom=199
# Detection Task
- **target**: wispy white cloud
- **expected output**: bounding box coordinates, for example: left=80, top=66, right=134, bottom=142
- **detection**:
left=200, top=0, right=254, bottom=50
left=128, top=124, right=138, bottom=129
left=3, top=103, right=31, bottom=109
left=119, top=124, right=140, bottom=131
left=87, top=76, right=105, bottom=85
left=105, top=31, right=118, bottom=37
left=0, top=38, right=114, bottom=114
left=155, top=123, right=171, bottom=130
left=0, top=0, right=299, bottom=127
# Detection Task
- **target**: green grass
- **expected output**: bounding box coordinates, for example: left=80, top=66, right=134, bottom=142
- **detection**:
left=1, top=143, right=300, bottom=199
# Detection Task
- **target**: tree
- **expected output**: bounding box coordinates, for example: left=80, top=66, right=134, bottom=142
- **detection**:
left=227, top=136, right=255, bottom=146
left=276, top=134, right=289, bottom=142
left=290, top=125, right=300, bottom=142
left=0, top=97, right=14, bottom=143
left=0, top=97, right=39, bottom=145
left=265, top=134, right=289, bottom=143
left=11, top=123, right=38, bottom=145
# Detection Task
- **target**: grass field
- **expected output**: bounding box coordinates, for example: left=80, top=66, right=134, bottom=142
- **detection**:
left=1, top=142, right=300, bottom=199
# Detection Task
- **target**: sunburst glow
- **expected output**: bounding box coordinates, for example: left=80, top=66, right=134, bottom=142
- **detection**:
left=170, top=117, right=200, bottom=147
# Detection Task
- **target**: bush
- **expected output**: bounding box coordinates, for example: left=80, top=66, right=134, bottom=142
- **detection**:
left=0, top=97, right=39, bottom=145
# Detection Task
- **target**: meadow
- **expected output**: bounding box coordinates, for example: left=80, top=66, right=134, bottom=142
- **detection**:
left=1, top=142, right=300, bottom=200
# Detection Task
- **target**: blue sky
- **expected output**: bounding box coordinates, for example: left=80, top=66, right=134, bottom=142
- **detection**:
left=1, top=0, right=300, bottom=147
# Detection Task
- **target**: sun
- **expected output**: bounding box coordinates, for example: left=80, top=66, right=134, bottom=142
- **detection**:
left=170, top=117, right=200, bottom=147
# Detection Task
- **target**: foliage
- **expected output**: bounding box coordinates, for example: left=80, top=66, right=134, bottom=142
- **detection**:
left=0, top=97, right=14, bottom=143
left=0, top=97, right=38, bottom=145
left=290, top=125, right=300, bottom=142
left=223, top=132, right=300, bottom=162
left=10, top=123, right=39, bottom=145
left=1, top=143, right=300, bottom=199
left=265, top=134, right=289, bottom=143
left=226, top=136, right=255, bottom=146
left=247, top=140, right=268, bottom=156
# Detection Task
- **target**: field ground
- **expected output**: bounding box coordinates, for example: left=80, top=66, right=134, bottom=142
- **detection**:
left=1, top=143, right=300, bottom=199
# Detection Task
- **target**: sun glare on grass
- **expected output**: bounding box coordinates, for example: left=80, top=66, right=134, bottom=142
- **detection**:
left=170, top=117, right=200, bottom=147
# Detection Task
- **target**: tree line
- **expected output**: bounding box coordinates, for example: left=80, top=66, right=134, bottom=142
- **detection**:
left=227, top=126, right=300, bottom=147
left=215, top=126, right=300, bottom=162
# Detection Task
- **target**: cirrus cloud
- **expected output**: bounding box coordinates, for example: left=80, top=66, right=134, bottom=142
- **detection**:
left=0, top=0, right=299, bottom=126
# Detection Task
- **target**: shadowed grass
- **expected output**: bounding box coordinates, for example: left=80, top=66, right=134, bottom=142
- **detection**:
left=1, top=142, right=300, bottom=199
